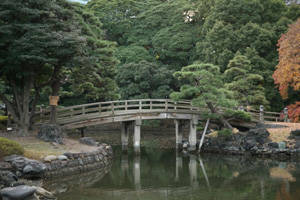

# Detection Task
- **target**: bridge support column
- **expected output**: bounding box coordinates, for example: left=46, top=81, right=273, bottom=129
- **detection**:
left=174, top=119, right=184, bottom=149
left=121, top=121, right=132, bottom=153
left=133, top=119, right=142, bottom=154
left=189, top=118, right=198, bottom=151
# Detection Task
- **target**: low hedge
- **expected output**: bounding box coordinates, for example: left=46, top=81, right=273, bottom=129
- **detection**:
left=0, top=137, right=24, bottom=160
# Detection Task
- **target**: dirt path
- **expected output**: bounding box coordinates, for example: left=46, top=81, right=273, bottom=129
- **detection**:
left=267, top=122, right=300, bottom=143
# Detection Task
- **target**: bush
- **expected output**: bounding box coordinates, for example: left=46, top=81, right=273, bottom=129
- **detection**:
left=218, top=129, right=232, bottom=137
left=223, top=110, right=251, bottom=121
left=0, top=137, right=24, bottom=160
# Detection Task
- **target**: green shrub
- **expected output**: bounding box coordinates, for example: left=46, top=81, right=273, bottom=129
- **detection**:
left=0, top=137, right=24, bottom=160
left=218, top=129, right=232, bottom=137
left=142, top=120, right=161, bottom=127
left=0, top=116, right=8, bottom=126
left=223, top=110, right=251, bottom=121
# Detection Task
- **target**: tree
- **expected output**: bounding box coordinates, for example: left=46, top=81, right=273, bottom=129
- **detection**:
left=63, top=5, right=119, bottom=103
left=224, top=53, right=269, bottom=108
left=0, top=0, right=86, bottom=135
left=170, top=63, right=236, bottom=129
left=273, top=19, right=300, bottom=99
left=115, top=61, right=174, bottom=99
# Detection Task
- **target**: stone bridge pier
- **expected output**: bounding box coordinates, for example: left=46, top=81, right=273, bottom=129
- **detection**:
left=121, top=116, right=199, bottom=153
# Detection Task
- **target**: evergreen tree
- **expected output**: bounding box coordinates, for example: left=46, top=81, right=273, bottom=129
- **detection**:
left=224, top=53, right=269, bottom=109
left=170, top=63, right=236, bottom=129
left=115, top=61, right=174, bottom=99
left=0, top=0, right=86, bottom=135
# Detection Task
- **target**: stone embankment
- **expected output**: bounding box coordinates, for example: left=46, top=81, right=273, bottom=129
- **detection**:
left=44, top=143, right=113, bottom=178
left=201, top=126, right=300, bottom=161
left=0, top=142, right=113, bottom=200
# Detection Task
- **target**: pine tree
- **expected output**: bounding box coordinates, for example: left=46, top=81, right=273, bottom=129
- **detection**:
left=224, top=53, right=269, bottom=109
left=170, top=63, right=236, bottom=129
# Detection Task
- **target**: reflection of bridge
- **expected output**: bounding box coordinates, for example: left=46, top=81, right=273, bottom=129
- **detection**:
left=37, top=99, right=287, bottom=153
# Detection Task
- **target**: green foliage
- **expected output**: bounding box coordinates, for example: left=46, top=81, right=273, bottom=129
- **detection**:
left=0, top=137, right=24, bottom=160
left=224, top=53, right=269, bottom=108
left=116, top=61, right=174, bottom=99
left=170, top=63, right=236, bottom=108
left=223, top=110, right=251, bottom=121
left=62, top=5, right=119, bottom=102
left=142, top=120, right=161, bottom=127
left=218, top=129, right=232, bottom=137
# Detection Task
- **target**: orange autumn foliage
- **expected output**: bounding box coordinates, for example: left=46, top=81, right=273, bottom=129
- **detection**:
left=287, top=101, right=300, bottom=122
left=273, top=19, right=300, bottom=99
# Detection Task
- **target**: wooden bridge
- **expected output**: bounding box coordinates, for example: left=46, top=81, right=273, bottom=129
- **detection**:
left=36, top=99, right=289, bottom=153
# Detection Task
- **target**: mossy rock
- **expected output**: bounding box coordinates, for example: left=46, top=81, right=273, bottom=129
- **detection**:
left=0, top=137, right=24, bottom=160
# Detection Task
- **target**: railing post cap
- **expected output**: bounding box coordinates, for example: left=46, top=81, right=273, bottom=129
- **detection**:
left=284, top=107, right=288, bottom=113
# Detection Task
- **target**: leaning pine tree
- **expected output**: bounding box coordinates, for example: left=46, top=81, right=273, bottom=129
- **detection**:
left=170, top=63, right=236, bottom=130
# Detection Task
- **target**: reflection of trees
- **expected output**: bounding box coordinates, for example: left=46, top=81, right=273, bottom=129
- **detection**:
left=54, top=146, right=300, bottom=200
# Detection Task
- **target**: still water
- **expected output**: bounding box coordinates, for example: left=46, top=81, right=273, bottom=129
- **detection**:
left=48, top=146, right=300, bottom=200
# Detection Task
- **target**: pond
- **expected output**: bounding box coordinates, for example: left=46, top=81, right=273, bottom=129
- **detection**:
left=48, top=146, right=300, bottom=200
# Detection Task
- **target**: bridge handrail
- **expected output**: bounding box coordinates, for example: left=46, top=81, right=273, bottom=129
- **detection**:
left=35, top=99, right=289, bottom=124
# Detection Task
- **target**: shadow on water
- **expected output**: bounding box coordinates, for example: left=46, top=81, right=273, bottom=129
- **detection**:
left=51, top=146, right=300, bottom=200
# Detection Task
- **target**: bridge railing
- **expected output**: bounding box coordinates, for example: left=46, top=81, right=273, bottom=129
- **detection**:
left=35, top=99, right=208, bottom=123
left=35, top=100, right=289, bottom=124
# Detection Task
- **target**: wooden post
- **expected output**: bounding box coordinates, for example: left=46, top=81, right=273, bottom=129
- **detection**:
left=150, top=100, right=153, bottom=110
left=174, top=119, right=183, bottom=149
left=189, top=117, right=198, bottom=151
left=284, top=107, right=288, bottom=123
left=111, top=102, right=114, bottom=115
left=71, top=108, right=74, bottom=117
left=133, top=119, right=142, bottom=154
left=260, top=105, right=264, bottom=122
left=198, top=118, right=210, bottom=153
left=125, top=101, right=128, bottom=111
left=139, top=101, right=142, bottom=110
left=165, top=99, right=168, bottom=111
left=82, top=107, right=85, bottom=116
left=80, top=128, right=84, bottom=138
left=98, top=104, right=101, bottom=113
left=121, top=121, right=131, bottom=152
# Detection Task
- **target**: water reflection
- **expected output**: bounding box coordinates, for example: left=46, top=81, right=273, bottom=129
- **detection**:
left=54, top=146, right=300, bottom=200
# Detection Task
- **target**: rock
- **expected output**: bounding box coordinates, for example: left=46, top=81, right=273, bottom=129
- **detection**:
left=244, top=139, right=256, bottom=150
left=4, top=155, right=46, bottom=179
left=268, top=142, right=279, bottom=149
left=246, top=128, right=270, bottom=144
left=294, top=142, right=300, bottom=149
left=0, top=185, right=36, bottom=200
left=0, top=171, right=18, bottom=187
left=32, top=186, right=54, bottom=199
left=290, top=129, right=300, bottom=139
left=44, top=155, right=57, bottom=163
left=79, top=137, right=97, bottom=146
left=63, top=152, right=73, bottom=159
left=38, top=124, right=64, bottom=144
left=57, top=155, right=68, bottom=161
left=0, top=162, right=13, bottom=171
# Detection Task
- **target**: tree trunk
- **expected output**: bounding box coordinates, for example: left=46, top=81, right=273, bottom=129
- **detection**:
left=29, top=90, right=40, bottom=130
left=17, top=76, right=33, bottom=137
left=206, top=102, right=233, bottom=130
left=50, top=80, right=60, bottom=124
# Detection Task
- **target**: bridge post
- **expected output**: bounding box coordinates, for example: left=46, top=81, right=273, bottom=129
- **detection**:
left=121, top=121, right=131, bottom=153
left=174, top=119, right=183, bottom=149
left=189, top=117, right=198, bottom=151
left=133, top=119, right=142, bottom=154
